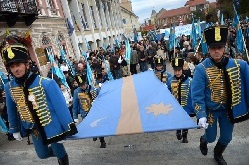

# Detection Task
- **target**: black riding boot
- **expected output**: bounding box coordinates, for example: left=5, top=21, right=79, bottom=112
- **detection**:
left=214, top=142, right=227, bottom=165
left=176, top=130, right=182, bottom=140
left=48, top=146, right=55, bottom=157
left=99, top=137, right=106, bottom=148
left=182, top=129, right=188, bottom=143
left=200, top=136, right=208, bottom=155
left=7, top=133, right=15, bottom=141
left=58, top=153, right=69, bottom=165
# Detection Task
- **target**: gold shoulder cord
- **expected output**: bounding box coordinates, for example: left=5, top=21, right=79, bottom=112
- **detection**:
left=207, top=72, right=222, bottom=88
left=9, top=83, right=34, bottom=123
left=203, top=64, right=227, bottom=104
left=28, top=76, right=52, bottom=126
left=226, top=60, right=241, bottom=107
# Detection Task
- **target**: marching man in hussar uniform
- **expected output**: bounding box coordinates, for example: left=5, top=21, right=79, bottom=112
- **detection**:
left=167, top=58, right=195, bottom=143
left=191, top=25, right=249, bottom=165
left=72, top=73, right=106, bottom=148
left=1, top=35, right=77, bottom=165
left=153, top=56, right=172, bottom=84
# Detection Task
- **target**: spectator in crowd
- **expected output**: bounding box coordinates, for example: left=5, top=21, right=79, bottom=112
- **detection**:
left=130, top=45, right=139, bottom=75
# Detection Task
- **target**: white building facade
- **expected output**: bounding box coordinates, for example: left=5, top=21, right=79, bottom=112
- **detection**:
left=61, top=0, right=124, bottom=58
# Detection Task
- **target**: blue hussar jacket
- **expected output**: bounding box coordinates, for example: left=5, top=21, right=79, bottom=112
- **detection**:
left=191, top=58, right=249, bottom=123
left=5, top=74, right=77, bottom=145
left=72, top=85, right=99, bottom=119
left=167, top=75, right=195, bottom=116
left=153, top=68, right=172, bottom=84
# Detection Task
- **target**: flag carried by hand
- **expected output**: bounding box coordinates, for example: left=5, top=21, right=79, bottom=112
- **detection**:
left=190, top=17, right=197, bottom=48
left=68, top=71, right=198, bottom=140
left=168, top=24, right=177, bottom=50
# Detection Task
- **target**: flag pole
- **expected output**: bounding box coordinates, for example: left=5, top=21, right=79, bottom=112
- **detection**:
left=193, top=39, right=202, bottom=57
left=173, top=25, right=176, bottom=58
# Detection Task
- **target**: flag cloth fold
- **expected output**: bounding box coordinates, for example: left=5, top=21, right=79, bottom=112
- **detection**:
left=68, top=71, right=198, bottom=140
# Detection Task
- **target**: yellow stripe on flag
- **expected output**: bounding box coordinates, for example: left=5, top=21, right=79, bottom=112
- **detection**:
left=116, top=76, right=143, bottom=135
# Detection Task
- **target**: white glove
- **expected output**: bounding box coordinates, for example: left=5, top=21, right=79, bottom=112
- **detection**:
left=13, top=132, right=23, bottom=141
left=198, top=117, right=209, bottom=129
left=57, top=140, right=66, bottom=144
left=118, top=56, right=122, bottom=63
left=99, top=83, right=102, bottom=88
left=74, top=119, right=79, bottom=123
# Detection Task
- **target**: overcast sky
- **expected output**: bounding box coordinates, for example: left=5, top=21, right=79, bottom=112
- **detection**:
left=130, top=0, right=217, bottom=23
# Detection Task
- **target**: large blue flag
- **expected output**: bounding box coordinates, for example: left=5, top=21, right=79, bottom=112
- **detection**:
left=115, top=39, right=121, bottom=48
left=102, top=40, right=107, bottom=51
left=233, top=5, right=245, bottom=54
left=47, top=49, right=69, bottom=88
left=60, top=48, right=76, bottom=76
left=68, top=71, right=198, bottom=139
left=125, top=39, right=131, bottom=64
left=234, top=0, right=240, bottom=11
left=220, top=13, right=224, bottom=25
left=201, top=36, right=208, bottom=55
left=168, top=24, right=177, bottom=50
left=102, top=55, right=113, bottom=81
left=85, top=38, right=91, bottom=51
left=80, top=14, right=87, bottom=29
left=81, top=50, right=94, bottom=86
left=190, top=18, right=197, bottom=49
left=196, top=18, right=202, bottom=39
left=0, top=71, right=8, bottom=89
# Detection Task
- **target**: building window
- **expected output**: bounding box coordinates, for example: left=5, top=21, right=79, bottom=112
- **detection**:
left=0, top=0, right=17, bottom=12
left=96, top=0, right=103, bottom=27
left=46, top=0, right=56, bottom=15
left=57, top=31, right=65, bottom=42
left=42, top=36, right=51, bottom=45
left=107, top=2, right=113, bottom=27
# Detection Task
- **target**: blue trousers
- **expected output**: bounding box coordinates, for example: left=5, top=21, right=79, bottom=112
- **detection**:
left=203, top=108, right=234, bottom=146
left=139, top=61, right=148, bottom=72
left=113, top=69, right=122, bottom=79
left=31, top=130, right=66, bottom=159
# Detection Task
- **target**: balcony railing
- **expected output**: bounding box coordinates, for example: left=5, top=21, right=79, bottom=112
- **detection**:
left=0, top=0, right=38, bottom=15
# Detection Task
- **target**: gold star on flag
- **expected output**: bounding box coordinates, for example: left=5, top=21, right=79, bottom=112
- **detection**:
left=146, top=102, right=173, bottom=116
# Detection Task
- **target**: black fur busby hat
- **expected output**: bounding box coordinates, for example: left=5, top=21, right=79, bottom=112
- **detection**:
left=96, top=72, right=102, bottom=80
left=204, top=26, right=228, bottom=47
left=0, top=35, right=30, bottom=67
left=154, top=57, right=164, bottom=65
left=171, top=58, right=184, bottom=70
left=74, top=74, right=87, bottom=86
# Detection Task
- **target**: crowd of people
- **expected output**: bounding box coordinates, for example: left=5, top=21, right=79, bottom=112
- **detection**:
left=0, top=17, right=249, bottom=165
